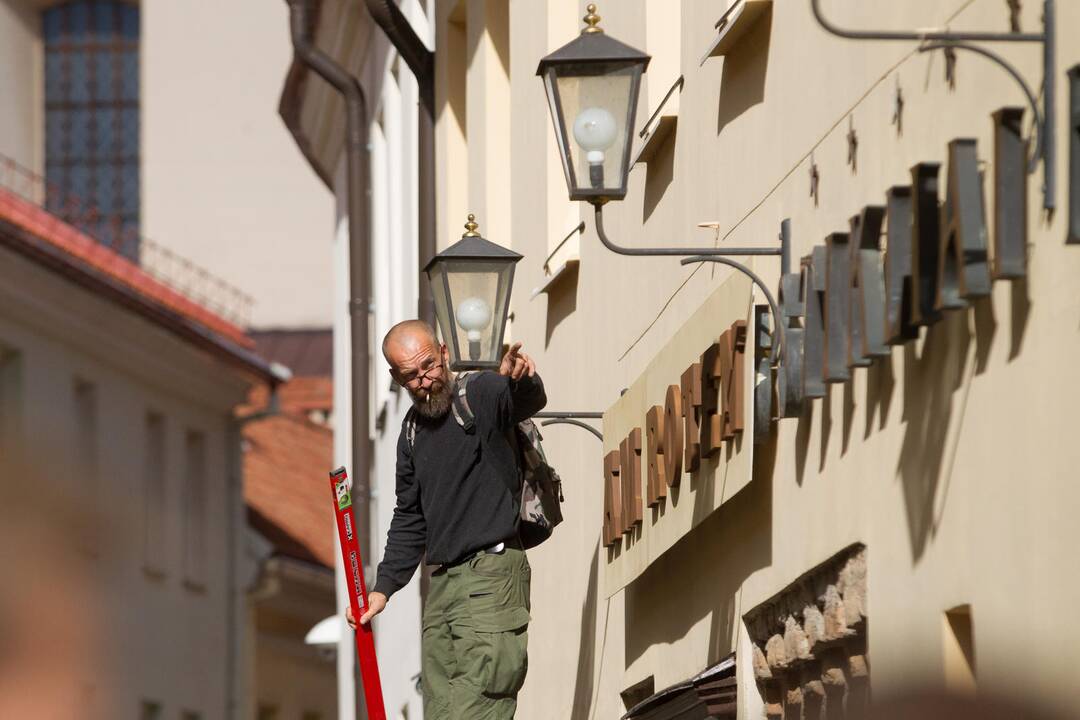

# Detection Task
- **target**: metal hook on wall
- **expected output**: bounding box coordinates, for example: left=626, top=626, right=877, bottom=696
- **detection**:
left=809, top=0, right=1056, bottom=211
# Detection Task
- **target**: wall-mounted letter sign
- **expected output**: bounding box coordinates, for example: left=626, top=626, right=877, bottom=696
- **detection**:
left=937, top=138, right=991, bottom=311
left=778, top=269, right=805, bottom=418
left=992, top=107, right=1028, bottom=277
left=620, top=428, right=643, bottom=536
left=823, top=232, right=852, bottom=383
left=663, top=384, right=684, bottom=488
left=719, top=320, right=748, bottom=439
left=1068, top=65, right=1080, bottom=245
left=801, top=248, right=827, bottom=397
left=753, top=305, right=773, bottom=444
left=700, top=344, right=724, bottom=457
left=681, top=363, right=703, bottom=471
left=848, top=206, right=889, bottom=363
left=884, top=186, right=918, bottom=344
left=603, top=449, right=622, bottom=547
left=910, top=162, right=942, bottom=326
left=645, top=405, right=667, bottom=507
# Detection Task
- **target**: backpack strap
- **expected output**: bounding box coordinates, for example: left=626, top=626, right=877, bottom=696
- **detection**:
left=405, top=407, right=417, bottom=450
left=451, top=372, right=476, bottom=434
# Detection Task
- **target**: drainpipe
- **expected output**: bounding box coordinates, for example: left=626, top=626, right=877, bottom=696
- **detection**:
left=362, top=0, right=436, bottom=326
left=286, top=2, right=372, bottom=717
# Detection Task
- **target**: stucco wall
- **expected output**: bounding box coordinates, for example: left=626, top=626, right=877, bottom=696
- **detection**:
left=425, top=1, right=1080, bottom=718
left=141, top=0, right=335, bottom=329
left=0, top=0, right=41, bottom=172
left=0, top=245, right=254, bottom=719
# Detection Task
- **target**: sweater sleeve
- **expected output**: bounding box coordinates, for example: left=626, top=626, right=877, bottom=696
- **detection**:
left=468, top=370, right=548, bottom=429
left=372, top=424, right=426, bottom=598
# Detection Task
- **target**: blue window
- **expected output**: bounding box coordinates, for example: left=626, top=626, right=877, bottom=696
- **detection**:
left=44, top=1, right=140, bottom=260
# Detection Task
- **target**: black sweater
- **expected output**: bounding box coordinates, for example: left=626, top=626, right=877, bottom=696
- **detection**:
left=372, top=371, right=547, bottom=598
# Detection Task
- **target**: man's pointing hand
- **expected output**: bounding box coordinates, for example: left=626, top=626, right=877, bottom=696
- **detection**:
left=500, top=342, right=535, bottom=381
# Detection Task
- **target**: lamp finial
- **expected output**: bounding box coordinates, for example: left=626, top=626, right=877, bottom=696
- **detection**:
left=463, top=213, right=480, bottom=237
left=582, top=4, right=603, bottom=34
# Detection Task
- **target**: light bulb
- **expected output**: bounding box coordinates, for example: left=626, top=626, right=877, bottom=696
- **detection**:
left=456, top=296, right=492, bottom=342
left=573, top=106, right=618, bottom=164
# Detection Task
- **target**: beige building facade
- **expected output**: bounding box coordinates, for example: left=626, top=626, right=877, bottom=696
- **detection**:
left=437, top=0, right=1080, bottom=718
left=281, top=0, right=1080, bottom=718
left=0, top=0, right=335, bottom=329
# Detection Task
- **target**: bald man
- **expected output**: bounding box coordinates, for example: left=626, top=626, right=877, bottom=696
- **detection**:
left=348, top=319, right=546, bottom=719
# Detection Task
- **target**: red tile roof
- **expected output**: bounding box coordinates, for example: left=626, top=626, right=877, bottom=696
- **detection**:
left=0, top=188, right=253, bottom=350
left=241, top=376, right=333, bottom=417
left=242, top=389, right=336, bottom=569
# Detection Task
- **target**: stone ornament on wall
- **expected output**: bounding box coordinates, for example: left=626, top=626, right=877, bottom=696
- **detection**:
left=744, top=544, right=868, bottom=720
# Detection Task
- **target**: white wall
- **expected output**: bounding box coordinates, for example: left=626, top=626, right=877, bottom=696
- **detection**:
left=0, top=0, right=41, bottom=172
left=0, top=245, right=254, bottom=719
left=141, top=0, right=335, bottom=329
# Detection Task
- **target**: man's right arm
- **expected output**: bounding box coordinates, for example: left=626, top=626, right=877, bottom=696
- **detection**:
left=371, top=426, right=426, bottom=599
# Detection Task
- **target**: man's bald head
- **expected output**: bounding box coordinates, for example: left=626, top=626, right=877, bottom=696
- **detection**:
left=382, top=320, right=438, bottom=363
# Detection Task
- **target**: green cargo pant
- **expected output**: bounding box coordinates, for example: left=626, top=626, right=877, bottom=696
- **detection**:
left=422, top=546, right=531, bottom=719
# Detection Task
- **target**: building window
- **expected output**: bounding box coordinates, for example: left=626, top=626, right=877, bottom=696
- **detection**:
left=0, top=347, right=23, bottom=470
left=139, top=700, right=162, bottom=720
left=73, top=378, right=99, bottom=552
left=43, top=0, right=140, bottom=258
left=183, top=430, right=207, bottom=589
left=142, top=412, right=166, bottom=576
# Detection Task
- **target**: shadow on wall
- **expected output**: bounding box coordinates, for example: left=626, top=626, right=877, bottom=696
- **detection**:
left=792, top=268, right=1027, bottom=562
left=642, top=128, right=677, bottom=224
left=621, top=447, right=774, bottom=671
left=716, top=7, right=772, bottom=136
left=545, top=270, right=579, bottom=349
left=569, top=538, right=601, bottom=720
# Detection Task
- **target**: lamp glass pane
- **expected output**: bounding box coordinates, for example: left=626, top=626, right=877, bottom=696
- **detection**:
left=546, top=62, right=638, bottom=198
left=427, top=263, right=461, bottom=363
left=444, top=261, right=513, bottom=368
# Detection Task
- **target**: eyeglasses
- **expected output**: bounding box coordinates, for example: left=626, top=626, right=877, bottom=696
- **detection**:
left=397, top=360, right=443, bottom=389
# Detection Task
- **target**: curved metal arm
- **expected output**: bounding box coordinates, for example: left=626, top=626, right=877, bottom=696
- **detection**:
left=809, top=0, right=1043, bottom=43
left=593, top=205, right=782, bottom=257
left=679, top=256, right=785, bottom=369
left=809, top=0, right=1055, bottom=211
left=920, top=41, right=1042, bottom=171
left=539, top=418, right=604, bottom=441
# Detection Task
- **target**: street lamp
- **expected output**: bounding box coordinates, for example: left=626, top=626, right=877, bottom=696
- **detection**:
left=536, top=3, right=789, bottom=372
left=424, top=214, right=522, bottom=371
left=536, top=4, right=649, bottom=204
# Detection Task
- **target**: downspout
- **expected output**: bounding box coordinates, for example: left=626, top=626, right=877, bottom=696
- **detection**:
left=285, top=5, right=373, bottom=718
left=362, top=0, right=436, bottom=326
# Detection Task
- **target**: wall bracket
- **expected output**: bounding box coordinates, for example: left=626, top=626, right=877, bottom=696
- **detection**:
left=809, top=0, right=1056, bottom=211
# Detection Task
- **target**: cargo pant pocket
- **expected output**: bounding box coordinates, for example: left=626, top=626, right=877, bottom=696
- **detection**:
left=471, top=607, right=530, bottom=698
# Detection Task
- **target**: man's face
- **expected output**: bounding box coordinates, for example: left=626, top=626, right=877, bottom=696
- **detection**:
left=389, top=338, right=453, bottom=419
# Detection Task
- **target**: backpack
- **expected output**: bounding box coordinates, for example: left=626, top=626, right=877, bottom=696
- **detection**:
left=405, top=372, right=564, bottom=549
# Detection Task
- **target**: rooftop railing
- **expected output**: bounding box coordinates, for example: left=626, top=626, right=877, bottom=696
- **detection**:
left=0, top=152, right=253, bottom=328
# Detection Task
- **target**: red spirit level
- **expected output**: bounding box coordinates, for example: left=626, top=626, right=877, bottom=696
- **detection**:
left=329, top=466, right=386, bottom=720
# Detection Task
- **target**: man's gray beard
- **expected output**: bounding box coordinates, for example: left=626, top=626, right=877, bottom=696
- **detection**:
left=411, top=381, right=453, bottom=419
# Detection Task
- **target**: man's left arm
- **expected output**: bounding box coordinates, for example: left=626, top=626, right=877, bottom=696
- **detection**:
left=486, top=341, right=547, bottom=426
left=509, top=373, right=546, bottom=424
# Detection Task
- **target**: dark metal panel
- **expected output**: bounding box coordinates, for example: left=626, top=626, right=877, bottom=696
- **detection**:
left=992, top=107, right=1029, bottom=275
left=910, top=163, right=942, bottom=326
left=801, top=248, right=827, bottom=398
left=849, top=206, right=889, bottom=362
left=778, top=271, right=804, bottom=418
left=937, top=138, right=991, bottom=311
left=753, top=305, right=773, bottom=445
left=823, top=232, right=852, bottom=383
left=1069, top=65, right=1080, bottom=244
left=884, top=186, right=919, bottom=344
